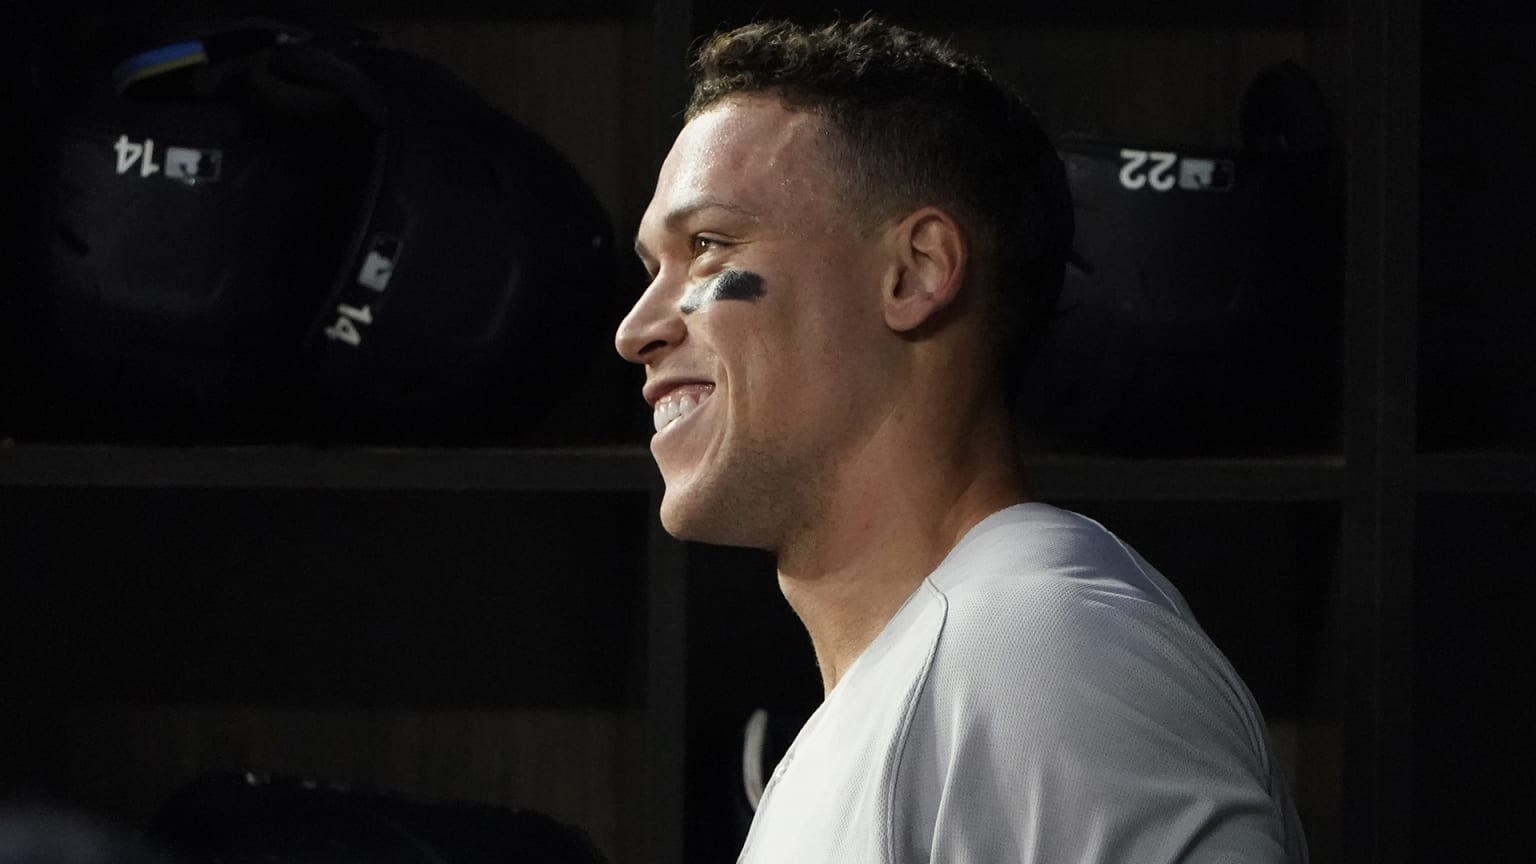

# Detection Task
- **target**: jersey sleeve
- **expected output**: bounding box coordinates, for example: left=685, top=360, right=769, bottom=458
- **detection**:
left=886, top=576, right=1304, bottom=864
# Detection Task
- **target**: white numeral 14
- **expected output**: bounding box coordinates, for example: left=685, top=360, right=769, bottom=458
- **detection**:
left=323, top=304, right=374, bottom=347
left=114, top=135, right=161, bottom=178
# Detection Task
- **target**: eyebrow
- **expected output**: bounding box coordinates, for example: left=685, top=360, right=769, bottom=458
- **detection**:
left=633, top=198, right=758, bottom=264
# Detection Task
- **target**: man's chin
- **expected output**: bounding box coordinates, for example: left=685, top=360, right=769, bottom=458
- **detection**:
left=658, top=494, right=720, bottom=544
left=658, top=488, right=770, bottom=550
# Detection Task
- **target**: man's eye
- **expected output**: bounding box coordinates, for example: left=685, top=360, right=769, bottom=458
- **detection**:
left=690, top=235, right=725, bottom=256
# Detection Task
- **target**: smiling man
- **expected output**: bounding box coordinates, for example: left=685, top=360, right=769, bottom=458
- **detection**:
left=616, top=16, right=1307, bottom=864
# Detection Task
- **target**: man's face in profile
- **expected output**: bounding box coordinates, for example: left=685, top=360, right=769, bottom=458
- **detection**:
left=619, top=94, right=900, bottom=549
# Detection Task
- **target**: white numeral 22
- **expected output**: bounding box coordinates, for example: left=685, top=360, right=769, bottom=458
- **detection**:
left=1119, top=149, right=1178, bottom=191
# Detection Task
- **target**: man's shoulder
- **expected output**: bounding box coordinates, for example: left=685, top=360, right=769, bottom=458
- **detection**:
left=919, top=503, right=1239, bottom=723
left=930, top=502, right=1192, bottom=627
left=891, top=508, right=1299, bottom=863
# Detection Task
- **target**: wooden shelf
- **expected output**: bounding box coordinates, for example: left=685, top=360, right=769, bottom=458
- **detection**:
left=694, top=0, right=1321, bottom=28
left=39, top=0, right=648, bottom=21
left=1026, top=453, right=1346, bottom=501
left=0, top=444, right=661, bottom=491
left=1417, top=451, right=1536, bottom=494
left=0, top=443, right=1347, bottom=500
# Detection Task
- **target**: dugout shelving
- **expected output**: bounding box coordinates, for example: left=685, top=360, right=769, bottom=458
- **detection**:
left=3, top=1, right=1531, bottom=863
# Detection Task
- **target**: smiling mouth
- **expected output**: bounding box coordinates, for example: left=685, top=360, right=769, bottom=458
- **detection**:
left=653, top=384, right=716, bottom=433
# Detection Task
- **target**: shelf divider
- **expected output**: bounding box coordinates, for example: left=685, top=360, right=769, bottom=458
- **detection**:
left=1417, top=451, right=1536, bottom=494
left=1025, top=453, right=1347, bottom=502
left=0, top=444, right=660, bottom=491
left=0, top=443, right=1349, bottom=500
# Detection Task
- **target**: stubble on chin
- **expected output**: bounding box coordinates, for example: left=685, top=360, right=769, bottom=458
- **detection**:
left=657, top=440, right=818, bottom=553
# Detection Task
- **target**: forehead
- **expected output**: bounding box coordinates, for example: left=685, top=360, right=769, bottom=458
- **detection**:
left=645, top=95, right=838, bottom=232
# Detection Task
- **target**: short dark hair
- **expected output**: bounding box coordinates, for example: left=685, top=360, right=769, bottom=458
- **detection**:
left=687, top=16, right=1073, bottom=385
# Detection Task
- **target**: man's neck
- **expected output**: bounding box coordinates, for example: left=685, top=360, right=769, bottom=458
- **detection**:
left=775, top=406, right=1026, bottom=695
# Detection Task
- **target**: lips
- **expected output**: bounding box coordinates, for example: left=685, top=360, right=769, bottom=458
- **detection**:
left=652, top=383, right=716, bottom=433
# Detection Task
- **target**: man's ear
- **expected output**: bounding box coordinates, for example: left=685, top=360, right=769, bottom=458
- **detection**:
left=883, top=206, right=968, bottom=334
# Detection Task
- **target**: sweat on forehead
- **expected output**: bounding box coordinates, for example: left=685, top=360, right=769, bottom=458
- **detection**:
left=680, top=269, right=767, bottom=315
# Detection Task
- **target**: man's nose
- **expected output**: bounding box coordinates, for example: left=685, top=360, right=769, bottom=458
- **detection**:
left=615, top=276, right=686, bottom=364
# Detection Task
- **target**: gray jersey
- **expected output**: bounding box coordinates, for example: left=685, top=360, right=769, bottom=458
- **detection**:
left=739, top=503, right=1307, bottom=863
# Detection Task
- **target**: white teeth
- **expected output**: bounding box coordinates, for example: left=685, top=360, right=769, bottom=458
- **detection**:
left=652, top=387, right=713, bottom=432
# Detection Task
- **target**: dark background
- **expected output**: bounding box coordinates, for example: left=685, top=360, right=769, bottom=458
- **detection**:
left=2, top=1, right=1531, bottom=863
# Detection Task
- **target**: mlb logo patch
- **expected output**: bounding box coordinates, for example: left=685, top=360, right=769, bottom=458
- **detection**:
left=164, top=146, right=222, bottom=184
left=358, top=234, right=403, bottom=292
left=1178, top=158, right=1235, bottom=192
